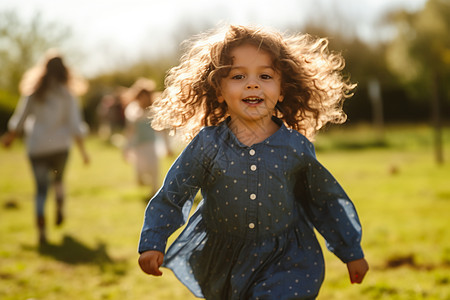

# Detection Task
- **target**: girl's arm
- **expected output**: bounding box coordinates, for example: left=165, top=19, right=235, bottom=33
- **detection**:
left=4, top=96, right=33, bottom=145
left=296, top=139, right=365, bottom=264
left=138, top=131, right=207, bottom=255
left=68, top=94, right=89, bottom=165
left=75, top=135, right=90, bottom=165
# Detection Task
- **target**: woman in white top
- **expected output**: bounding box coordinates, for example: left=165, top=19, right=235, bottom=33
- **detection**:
left=1, top=49, right=90, bottom=245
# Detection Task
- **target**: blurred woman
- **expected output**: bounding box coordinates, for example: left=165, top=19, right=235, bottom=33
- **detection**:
left=1, top=49, right=90, bottom=245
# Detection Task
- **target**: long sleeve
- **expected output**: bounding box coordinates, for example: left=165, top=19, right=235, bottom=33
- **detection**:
left=138, top=131, right=209, bottom=253
left=7, top=96, right=32, bottom=133
left=68, top=95, right=87, bottom=137
left=296, top=141, right=364, bottom=263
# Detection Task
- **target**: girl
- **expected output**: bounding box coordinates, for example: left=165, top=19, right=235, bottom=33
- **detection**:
left=2, top=49, right=90, bottom=245
left=138, top=24, right=369, bottom=299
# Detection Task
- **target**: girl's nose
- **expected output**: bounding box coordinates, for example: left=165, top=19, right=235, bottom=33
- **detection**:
left=246, top=80, right=260, bottom=89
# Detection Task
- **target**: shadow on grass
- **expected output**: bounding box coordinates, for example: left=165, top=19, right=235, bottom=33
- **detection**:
left=36, top=235, right=113, bottom=265
left=21, top=235, right=130, bottom=282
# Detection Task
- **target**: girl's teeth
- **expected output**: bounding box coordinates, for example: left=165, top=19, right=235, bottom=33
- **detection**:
left=244, top=98, right=262, bottom=104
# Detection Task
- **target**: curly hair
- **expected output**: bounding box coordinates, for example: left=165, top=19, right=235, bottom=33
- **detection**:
left=151, top=24, right=355, bottom=141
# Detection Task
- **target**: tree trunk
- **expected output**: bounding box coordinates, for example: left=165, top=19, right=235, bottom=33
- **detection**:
left=368, top=78, right=384, bottom=141
left=431, top=71, right=444, bottom=165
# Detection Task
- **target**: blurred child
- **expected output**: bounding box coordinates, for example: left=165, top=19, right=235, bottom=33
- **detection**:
left=1, top=49, right=90, bottom=245
left=137, top=25, right=369, bottom=299
left=96, top=92, right=125, bottom=143
left=122, top=78, right=172, bottom=196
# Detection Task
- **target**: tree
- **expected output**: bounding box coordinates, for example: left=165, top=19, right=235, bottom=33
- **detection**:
left=0, top=10, right=71, bottom=107
left=0, top=10, right=73, bottom=132
left=386, top=0, right=450, bottom=164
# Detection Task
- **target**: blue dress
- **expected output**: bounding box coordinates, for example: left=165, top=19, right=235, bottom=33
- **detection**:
left=138, top=117, right=364, bottom=299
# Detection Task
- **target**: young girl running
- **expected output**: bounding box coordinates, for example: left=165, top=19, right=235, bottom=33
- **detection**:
left=138, top=24, right=369, bottom=299
left=122, top=78, right=172, bottom=196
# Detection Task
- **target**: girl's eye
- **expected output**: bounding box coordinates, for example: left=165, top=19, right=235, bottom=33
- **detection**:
left=231, top=74, right=244, bottom=80
left=261, top=74, right=272, bottom=80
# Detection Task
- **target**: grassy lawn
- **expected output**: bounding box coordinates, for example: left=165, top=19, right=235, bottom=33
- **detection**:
left=0, top=124, right=449, bottom=299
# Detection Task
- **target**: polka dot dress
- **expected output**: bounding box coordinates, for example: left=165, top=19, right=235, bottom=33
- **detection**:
left=139, top=117, right=364, bottom=299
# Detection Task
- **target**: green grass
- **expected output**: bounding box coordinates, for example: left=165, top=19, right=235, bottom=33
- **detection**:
left=1, top=124, right=449, bottom=299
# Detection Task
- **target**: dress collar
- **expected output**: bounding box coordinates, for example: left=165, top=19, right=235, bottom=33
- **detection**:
left=219, top=116, right=287, bottom=148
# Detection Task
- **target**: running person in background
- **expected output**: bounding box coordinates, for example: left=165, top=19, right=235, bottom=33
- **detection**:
left=2, top=49, right=90, bottom=245
left=122, top=78, right=172, bottom=197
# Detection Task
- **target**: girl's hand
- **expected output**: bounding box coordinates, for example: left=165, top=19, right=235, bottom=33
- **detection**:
left=138, top=250, right=164, bottom=276
left=1, top=131, right=16, bottom=148
left=82, top=151, right=90, bottom=165
left=346, top=258, right=369, bottom=284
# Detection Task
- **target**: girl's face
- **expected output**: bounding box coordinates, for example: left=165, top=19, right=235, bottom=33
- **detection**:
left=137, top=90, right=152, bottom=108
left=218, top=44, right=283, bottom=125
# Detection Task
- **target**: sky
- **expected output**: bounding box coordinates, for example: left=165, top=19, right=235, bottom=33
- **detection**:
left=1, top=0, right=428, bottom=77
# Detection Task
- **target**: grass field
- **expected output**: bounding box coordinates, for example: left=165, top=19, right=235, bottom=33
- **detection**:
left=1, top=124, right=449, bottom=300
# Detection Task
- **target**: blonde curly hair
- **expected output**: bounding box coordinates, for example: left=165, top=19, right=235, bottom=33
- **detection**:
left=151, top=24, right=355, bottom=141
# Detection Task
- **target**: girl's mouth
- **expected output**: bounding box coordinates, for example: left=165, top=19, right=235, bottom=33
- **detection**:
left=242, top=97, right=263, bottom=104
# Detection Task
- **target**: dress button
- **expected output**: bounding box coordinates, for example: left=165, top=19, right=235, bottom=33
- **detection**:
left=250, top=193, right=256, bottom=200
left=249, top=149, right=255, bottom=156
left=250, top=165, right=257, bottom=171
left=248, top=223, right=255, bottom=229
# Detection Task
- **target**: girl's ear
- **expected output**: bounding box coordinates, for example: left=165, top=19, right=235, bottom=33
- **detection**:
left=217, top=95, right=225, bottom=103
left=278, top=94, right=284, bottom=102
